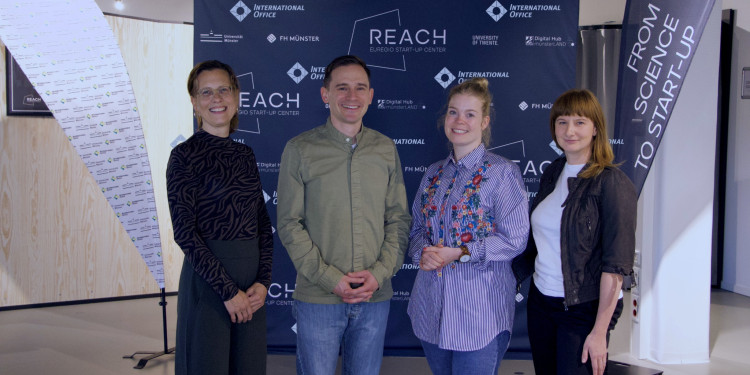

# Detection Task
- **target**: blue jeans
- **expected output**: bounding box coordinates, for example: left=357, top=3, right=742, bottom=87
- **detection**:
left=294, top=300, right=390, bottom=375
left=420, top=330, right=511, bottom=375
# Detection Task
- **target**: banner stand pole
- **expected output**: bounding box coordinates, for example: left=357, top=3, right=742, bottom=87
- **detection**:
left=123, top=288, right=175, bottom=369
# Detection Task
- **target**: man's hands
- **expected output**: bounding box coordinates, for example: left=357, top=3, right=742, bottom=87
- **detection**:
left=333, top=270, right=380, bottom=304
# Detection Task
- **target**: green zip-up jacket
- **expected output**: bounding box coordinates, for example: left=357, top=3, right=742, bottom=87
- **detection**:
left=277, top=119, right=411, bottom=304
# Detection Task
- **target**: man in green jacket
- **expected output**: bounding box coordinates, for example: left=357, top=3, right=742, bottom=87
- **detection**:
left=277, top=55, right=411, bottom=375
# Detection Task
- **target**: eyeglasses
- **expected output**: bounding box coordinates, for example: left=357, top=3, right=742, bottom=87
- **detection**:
left=196, top=86, right=234, bottom=99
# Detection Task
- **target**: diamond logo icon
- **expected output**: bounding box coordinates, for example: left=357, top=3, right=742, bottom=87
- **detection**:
left=267, top=34, right=277, bottom=43
left=263, top=190, right=271, bottom=203
left=287, top=63, right=309, bottom=84
left=170, top=134, right=186, bottom=148
left=230, top=1, right=251, bottom=22
left=486, top=1, right=507, bottom=22
left=434, top=67, right=456, bottom=89
left=549, top=140, right=564, bottom=155
left=519, top=101, right=528, bottom=111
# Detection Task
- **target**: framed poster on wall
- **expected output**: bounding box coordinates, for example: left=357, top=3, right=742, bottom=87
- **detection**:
left=5, top=48, right=52, bottom=116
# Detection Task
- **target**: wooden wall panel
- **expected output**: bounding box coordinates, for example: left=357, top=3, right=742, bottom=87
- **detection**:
left=0, top=16, right=191, bottom=307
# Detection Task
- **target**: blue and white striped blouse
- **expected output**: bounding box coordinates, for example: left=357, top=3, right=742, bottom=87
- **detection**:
left=407, top=144, right=529, bottom=351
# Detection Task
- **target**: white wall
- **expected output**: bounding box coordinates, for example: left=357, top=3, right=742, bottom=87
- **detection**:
left=722, top=0, right=750, bottom=297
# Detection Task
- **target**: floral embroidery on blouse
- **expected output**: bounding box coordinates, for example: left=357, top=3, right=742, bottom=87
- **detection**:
left=421, top=160, right=494, bottom=247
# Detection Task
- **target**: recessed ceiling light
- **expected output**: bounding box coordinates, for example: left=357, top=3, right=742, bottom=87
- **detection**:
left=114, top=0, right=124, bottom=11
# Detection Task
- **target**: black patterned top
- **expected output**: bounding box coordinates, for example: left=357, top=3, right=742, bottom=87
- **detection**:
left=167, top=130, right=273, bottom=301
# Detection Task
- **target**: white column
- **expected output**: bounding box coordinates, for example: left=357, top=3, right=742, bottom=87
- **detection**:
left=721, top=0, right=750, bottom=298
left=630, top=0, right=721, bottom=364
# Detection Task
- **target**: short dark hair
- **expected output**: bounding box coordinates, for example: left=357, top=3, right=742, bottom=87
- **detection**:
left=322, top=55, right=370, bottom=88
left=187, top=60, right=241, bottom=133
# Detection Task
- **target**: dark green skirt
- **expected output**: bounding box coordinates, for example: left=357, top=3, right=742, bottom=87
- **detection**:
left=175, top=238, right=267, bottom=375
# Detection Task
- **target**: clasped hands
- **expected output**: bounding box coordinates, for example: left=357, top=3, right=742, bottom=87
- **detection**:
left=419, top=245, right=460, bottom=272
left=333, top=270, right=379, bottom=304
left=224, top=282, right=267, bottom=324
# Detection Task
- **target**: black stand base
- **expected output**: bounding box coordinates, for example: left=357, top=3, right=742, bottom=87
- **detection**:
left=123, top=288, right=175, bottom=369
left=123, top=347, right=176, bottom=369
left=607, top=360, right=664, bottom=375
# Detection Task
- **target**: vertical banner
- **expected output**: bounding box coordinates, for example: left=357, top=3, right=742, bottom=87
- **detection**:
left=613, top=0, right=715, bottom=195
left=0, top=0, right=165, bottom=288
left=195, top=0, right=577, bottom=353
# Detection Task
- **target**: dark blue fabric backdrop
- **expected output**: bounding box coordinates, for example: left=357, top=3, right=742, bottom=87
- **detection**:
left=613, top=0, right=715, bottom=195
left=194, top=0, right=578, bottom=355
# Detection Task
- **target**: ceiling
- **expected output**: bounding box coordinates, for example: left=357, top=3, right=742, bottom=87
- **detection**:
left=93, top=0, right=625, bottom=26
left=94, top=0, right=193, bottom=24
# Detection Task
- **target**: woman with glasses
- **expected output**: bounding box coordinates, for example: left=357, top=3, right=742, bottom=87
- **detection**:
left=167, top=60, right=273, bottom=375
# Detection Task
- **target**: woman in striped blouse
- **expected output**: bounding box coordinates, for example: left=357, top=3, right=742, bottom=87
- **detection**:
left=407, top=77, right=530, bottom=374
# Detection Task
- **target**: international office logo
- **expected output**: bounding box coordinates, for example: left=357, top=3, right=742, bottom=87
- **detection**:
left=437, top=68, right=509, bottom=88
left=519, top=101, right=528, bottom=111
left=434, top=67, right=456, bottom=89
left=287, top=62, right=308, bottom=84
left=492, top=4, right=562, bottom=20
left=267, top=34, right=276, bottom=43
left=231, top=3, right=305, bottom=21
left=549, top=140, right=563, bottom=155
left=231, top=1, right=251, bottom=22
left=263, top=190, right=278, bottom=205
left=486, top=1, right=507, bottom=22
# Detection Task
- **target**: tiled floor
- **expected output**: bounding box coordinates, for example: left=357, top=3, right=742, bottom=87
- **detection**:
left=0, top=289, right=748, bottom=374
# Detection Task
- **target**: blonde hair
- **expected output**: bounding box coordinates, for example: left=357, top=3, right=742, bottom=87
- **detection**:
left=549, top=89, right=614, bottom=178
left=440, top=78, right=494, bottom=146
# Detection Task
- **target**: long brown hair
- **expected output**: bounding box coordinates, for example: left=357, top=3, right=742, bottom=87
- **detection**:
left=549, top=89, right=614, bottom=178
left=187, top=60, right=241, bottom=134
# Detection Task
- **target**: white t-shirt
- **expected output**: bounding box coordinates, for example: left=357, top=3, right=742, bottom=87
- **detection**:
left=531, top=162, right=584, bottom=297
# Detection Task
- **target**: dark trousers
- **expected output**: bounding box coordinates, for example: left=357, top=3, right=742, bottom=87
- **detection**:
left=176, top=239, right=267, bottom=375
left=527, top=281, right=623, bottom=375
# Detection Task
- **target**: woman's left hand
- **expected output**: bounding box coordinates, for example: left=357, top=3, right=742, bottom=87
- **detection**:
left=582, top=330, right=608, bottom=375
left=245, top=283, right=267, bottom=314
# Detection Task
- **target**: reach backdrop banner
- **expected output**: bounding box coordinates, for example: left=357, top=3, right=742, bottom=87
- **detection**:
left=613, top=0, right=715, bottom=195
left=195, top=0, right=578, bottom=354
